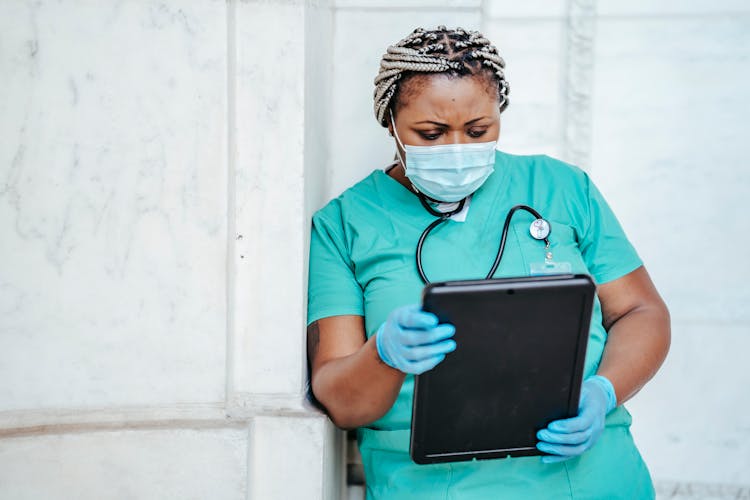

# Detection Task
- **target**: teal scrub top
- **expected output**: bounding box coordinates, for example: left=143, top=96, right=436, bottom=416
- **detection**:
left=307, top=151, right=654, bottom=499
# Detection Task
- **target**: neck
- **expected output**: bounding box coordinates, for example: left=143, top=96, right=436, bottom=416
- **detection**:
left=386, top=161, right=414, bottom=193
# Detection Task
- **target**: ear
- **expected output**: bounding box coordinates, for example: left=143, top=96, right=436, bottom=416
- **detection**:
left=387, top=124, right=394, bottom=137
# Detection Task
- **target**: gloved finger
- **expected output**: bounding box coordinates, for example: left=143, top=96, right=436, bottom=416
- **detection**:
left=400, top=324, right=455, bottom=346
left=408, top=354, right=446, bottom=374
left=395, top=306, right=439, bottom=330
left=547, top=409, right=595, bottom=434
left=536, top=441, right=566, bottom=456
left=537, top=428, right=592, bottom=446
left=404, top=340, right=457, bottom=361
left=536, top=439, right=593, bottom=458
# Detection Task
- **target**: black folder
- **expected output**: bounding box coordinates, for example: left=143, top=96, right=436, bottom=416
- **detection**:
left=410, top=274, right=595, bottom=465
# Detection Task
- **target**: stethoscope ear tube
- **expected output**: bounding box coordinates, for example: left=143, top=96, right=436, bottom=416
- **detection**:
left=415, top=202, right=550, bottom=284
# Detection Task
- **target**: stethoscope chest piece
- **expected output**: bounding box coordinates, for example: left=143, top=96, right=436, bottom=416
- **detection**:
left=529, top=218, right=551, bottom=240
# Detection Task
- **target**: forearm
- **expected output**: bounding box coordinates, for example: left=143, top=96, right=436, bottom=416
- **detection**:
left=596, top=304, right=671, bottom=405
left=312, top=334, right=405, bottom=429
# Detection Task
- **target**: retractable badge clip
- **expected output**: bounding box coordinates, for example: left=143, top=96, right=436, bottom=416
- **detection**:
left=527, top=219, right=573, bottom=276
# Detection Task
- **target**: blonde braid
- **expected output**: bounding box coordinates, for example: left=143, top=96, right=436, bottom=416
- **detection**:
left=373, top=26, right=510, bottom=127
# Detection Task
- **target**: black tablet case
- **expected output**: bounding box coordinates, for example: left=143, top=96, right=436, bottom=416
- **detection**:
left=410, top=274, right=595, bottom=464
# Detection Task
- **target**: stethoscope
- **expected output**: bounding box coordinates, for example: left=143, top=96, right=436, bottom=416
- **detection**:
left=415, top=192, right=552, bottom=284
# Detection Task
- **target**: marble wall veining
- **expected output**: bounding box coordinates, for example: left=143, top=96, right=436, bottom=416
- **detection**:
left=1, top=0, right=338, bottom=498
left=0, top=1, right=228, bottom=409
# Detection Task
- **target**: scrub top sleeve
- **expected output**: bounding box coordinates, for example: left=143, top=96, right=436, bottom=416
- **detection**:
left=307, top=210, right=365, bottom=325
left=579, top=174, right=643, bottom=284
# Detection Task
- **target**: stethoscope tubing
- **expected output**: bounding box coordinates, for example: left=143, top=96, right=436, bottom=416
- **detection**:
left=415, top=197, right=550, bottom=284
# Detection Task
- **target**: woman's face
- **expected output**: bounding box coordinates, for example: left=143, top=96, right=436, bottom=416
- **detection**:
left=389, top=73, right=501, bottom=153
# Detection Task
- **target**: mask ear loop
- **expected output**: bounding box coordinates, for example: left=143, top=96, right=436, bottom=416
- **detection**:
left=390, top=109, right=428, bottom=199
left=389, top=109, right=407, bottom=168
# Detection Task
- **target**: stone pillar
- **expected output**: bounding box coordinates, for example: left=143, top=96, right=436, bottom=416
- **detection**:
left=231, top=0, right=343, bottom=498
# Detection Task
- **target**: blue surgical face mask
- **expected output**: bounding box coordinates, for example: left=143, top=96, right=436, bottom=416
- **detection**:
left=390, top=111, right=497, bottom=203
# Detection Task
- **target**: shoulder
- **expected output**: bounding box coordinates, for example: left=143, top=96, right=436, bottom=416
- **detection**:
left=498, top=150, right=588, bottom=184
left=496, top=150, right=593, bottom=206
left=493, top=150, right=599, bottom=233
left=312, top=170, right=383, bottom=228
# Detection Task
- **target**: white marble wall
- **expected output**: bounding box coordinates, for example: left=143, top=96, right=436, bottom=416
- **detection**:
left=328, top=0, right=750, bottom=496
left=1, top=0, right=340, bottom=498
left=0, top=0, right=228, bottom=412
left=0, top=427, right=249, bottom=500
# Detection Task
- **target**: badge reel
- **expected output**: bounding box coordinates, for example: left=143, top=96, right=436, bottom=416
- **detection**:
left=528, top=219, right=572, bottom=276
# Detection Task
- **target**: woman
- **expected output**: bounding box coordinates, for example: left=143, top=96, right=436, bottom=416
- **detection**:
left=307, top=26, right=670, bottom=499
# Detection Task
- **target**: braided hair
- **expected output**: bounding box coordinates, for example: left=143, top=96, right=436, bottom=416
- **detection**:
left=373, top=26, right=510, bottom=128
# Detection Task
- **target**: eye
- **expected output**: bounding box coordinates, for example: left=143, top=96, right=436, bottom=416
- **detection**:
left=468, top=128, right=487, bottom=138
left=419, top=131, right=442, bottom=141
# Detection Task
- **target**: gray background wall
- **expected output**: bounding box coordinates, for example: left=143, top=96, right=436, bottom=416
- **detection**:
left=1, top=0, right=748, bottom=498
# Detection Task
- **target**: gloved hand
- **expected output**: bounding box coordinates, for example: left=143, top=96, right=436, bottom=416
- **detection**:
left=536, top=375, right=617, bottom=464
left=375, top=304, right=457, bottom=375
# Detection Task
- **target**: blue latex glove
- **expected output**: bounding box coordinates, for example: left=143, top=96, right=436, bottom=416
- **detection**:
left=375, top=304, right=457, bottom=374
left=536, top=375, right=617, bottom=464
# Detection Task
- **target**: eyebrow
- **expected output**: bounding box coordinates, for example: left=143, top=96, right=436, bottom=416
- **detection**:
left=414, top=117, right=490, bottom=126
